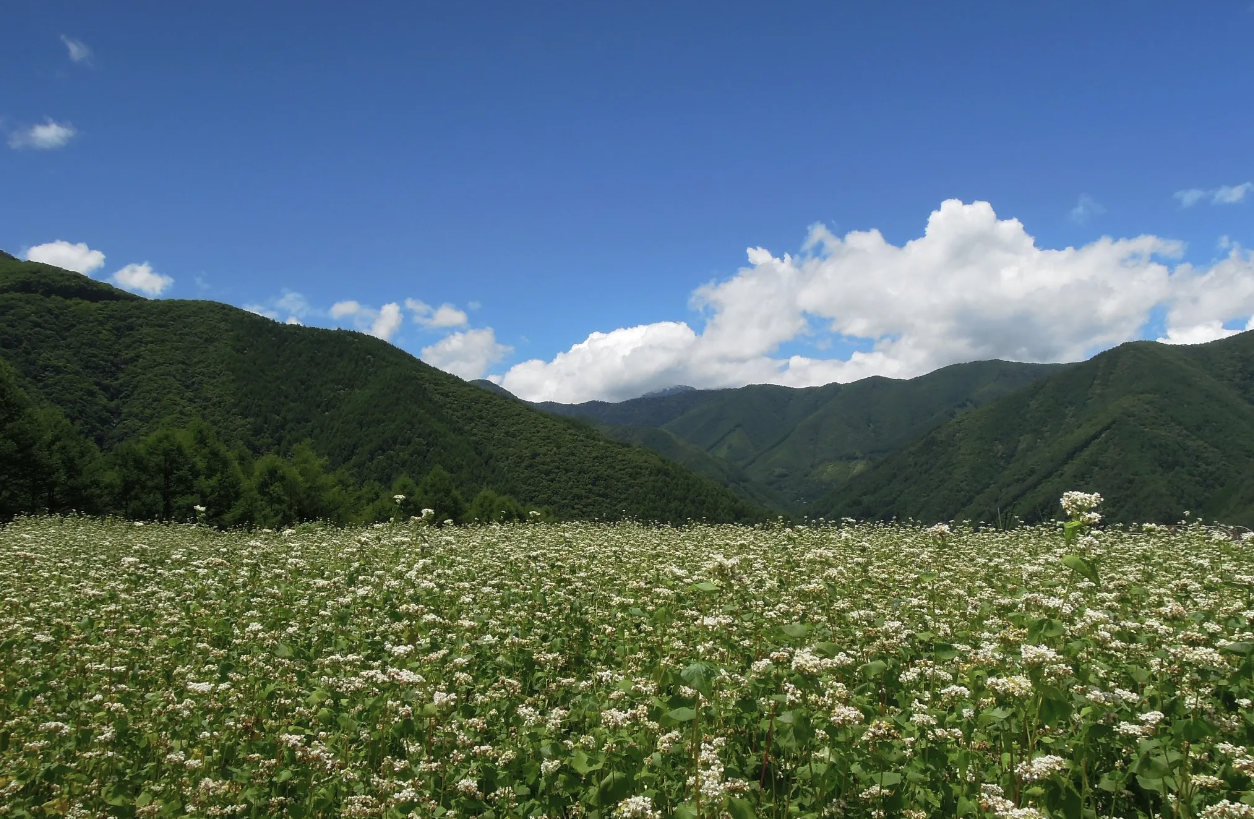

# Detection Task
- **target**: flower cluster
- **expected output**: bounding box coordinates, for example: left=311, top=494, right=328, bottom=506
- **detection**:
left=1, top=499, right=1251, bottom=817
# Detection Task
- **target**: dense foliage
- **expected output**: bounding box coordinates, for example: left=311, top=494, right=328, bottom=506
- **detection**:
left=820, top=334, right=1254, bottom=527
left=0, top=257, right=767, bottom=526
left=536, top=362, right=1060, bottom=510
left=3, top=501, right=1253, bottom=818
left=0, top=356, right=529, bottom=527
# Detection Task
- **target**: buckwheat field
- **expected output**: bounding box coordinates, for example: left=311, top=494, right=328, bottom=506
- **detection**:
left=3, top=496, right=1254, bottom=819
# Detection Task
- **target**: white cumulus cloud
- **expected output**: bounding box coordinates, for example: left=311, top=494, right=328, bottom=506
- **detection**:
left=25, top=240, right=105, bottom=274
left=421, top=328, right=512, bottom=380
left=1156, top=321, right=1238, bottom=345
left=61, top=35, right=93, bottom=64
left=500, top=199, right=1254, bottom=403
left=372, top=303, right=403, bottom=341
left=1157, top=244, right=1254, bottom=340
left=8, top=120, right=77, bottom=150
left=1175, top=183, right=1253, bottom=207
left=110, top=263, right=173, bottom=296
left=329, top=299, right=403, bottom=341
left=330, top=300, right=362, bottom=319
left=405, top=298, right=469, bottom=328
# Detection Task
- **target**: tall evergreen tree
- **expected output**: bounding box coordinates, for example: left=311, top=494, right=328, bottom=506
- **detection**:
left=418, top=465, right=466, bottom=525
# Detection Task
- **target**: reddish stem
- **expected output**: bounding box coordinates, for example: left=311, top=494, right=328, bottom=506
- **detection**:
left=759, top=701, right=777, bottom=790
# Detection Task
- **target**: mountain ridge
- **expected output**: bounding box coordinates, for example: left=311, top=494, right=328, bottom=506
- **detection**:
left=0, top=256, right=769, bottom=524
left=819, top=333, right=1254, bottom=526
left=530, top=360, right=1065, bottom=509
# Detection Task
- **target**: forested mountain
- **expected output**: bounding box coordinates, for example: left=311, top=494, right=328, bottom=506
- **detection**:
left=0, top=256, right=768, bottom=525
left=13, top=252, right=1253, bottom=529
left=820, top=332, right=1254, bottom=526
left=534, top=360, right=1062, bottom=509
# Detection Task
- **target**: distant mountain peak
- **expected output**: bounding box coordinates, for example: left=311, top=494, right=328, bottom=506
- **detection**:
left=470, top=379, right=518, bottom=400
left=0, top=250, right=17, bottom=262
left=640, top=385, right=696, bottom=398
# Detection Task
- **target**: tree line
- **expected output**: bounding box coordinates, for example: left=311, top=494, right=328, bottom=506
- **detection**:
left=0, top=360, right=537, bottom=528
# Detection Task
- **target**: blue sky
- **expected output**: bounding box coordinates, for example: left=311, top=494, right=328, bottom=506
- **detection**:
left=4, top=1, right=1253, bottom=401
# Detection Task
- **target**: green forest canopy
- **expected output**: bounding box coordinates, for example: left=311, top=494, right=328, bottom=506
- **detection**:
left=0, top=256, right=769, bottom=527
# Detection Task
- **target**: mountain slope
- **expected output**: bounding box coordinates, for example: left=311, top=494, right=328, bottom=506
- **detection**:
left=537, top=388, right=726, bottom=429
left=821, top=335, right=1254, bottom=526
left=0, top=257, right=768, bottom=524
left=539, top=360, right=1062, bottom=508
left=592, top=424, right=793, bottom=511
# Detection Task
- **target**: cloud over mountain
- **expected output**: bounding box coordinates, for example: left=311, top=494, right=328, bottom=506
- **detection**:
left=421, top=328, right=512, bottom=380
left=110, top=263, right=173, bottom=296
left=25, top=241, right=105, bottom=274
left=500, top=200, right=1254, bottom=403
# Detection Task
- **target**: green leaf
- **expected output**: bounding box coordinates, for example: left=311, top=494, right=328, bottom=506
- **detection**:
left=1040, top=695, right=1072, bottom=726
left=977, top=707, right=1012, bottom=726
left=1060, top=786, right=1083, bottom=818
left=860, top=660, right=887, bottom=678
left=1221, top=642, right=1254, bottom=655
left=1134, top=753, right=1171, bottom=778
left=693, top=582, right=719, bottom=593
left=667, top=707, right=697, bottom=723
left=873, top=772, right=902, bottom=787
left=728, top=797, right=757, bottom=819
left=1061, top=554, right=1100, bottom=587
left=681, top=662, right=714, bottom=698
left=781, top=623, right=809, bottom=638
left=814, top=641, right=842, bottom=657
left=274, top=643, right=293, bottom=658
left=597, top=769, right=634, bottom=804
left=1035, top=618, right=1066, bottom=638
left=1180, top=718, right=1213, bottom=742
left=570, top=750, right=603, bottom=775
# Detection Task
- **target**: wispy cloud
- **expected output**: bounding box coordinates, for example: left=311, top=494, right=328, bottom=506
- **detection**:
left=1068, top=193, right=1106, bottom=225
left=405, top=298, right=469, bottom=328
left=60, top=35, right=93, bottom=65
left=1175, top=182, right=1253, bottom=207
left=8, top=119, right=77, bottom=150
left=246, top=289, right=320, bottom=324
left=1213, top=183, right=1254, bottom=204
